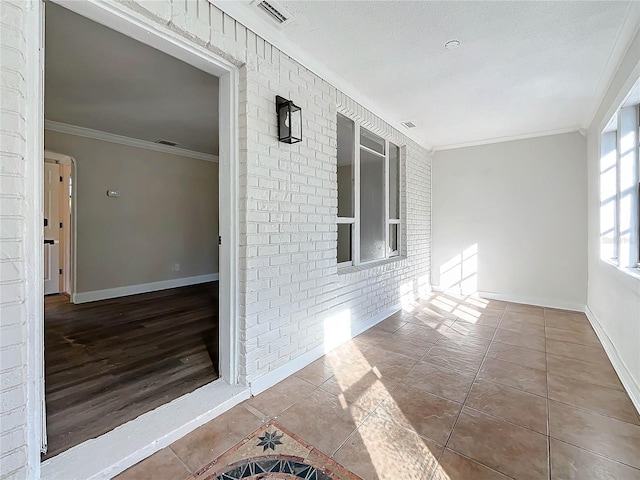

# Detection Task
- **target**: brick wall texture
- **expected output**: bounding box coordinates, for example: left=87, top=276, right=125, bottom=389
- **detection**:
left=0, top=1, right=431, bottom=478
left=1, top=1, right=31, bottom=479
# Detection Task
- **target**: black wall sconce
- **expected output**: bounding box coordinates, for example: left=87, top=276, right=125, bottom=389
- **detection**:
left=276, top=95, right=302, bottom=144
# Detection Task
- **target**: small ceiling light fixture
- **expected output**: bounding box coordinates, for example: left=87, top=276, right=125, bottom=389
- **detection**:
left=276, top=95, right=302, bottom=144
left=444, top=39, right=461, bottom=50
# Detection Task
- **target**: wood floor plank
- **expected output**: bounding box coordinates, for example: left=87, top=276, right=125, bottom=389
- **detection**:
left=43, top=283, right=219, bottom=459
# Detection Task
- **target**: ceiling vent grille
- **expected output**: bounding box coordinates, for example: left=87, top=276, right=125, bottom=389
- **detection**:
left=155, top=139, right=179, bottom=147
left=402, top=121, right=417, bottom=129
left=254, top=0, right=293, bottom=27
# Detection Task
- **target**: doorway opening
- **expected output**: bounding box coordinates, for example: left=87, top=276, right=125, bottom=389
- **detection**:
left=43, top=150, right=72, bottom=298
left=40, top=1, right=237, bottom=461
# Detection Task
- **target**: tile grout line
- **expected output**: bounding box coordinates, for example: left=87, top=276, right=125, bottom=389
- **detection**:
left=432, top=303, right=640, bottom=473
left=253, top=375, right=320, bottom=422
left=329, top=374, right=400, bottom=459
left=543, top=308, right=640, bottom=474
left=547, top=438, right=640, bottom=472
left=274, top=300, right=639, bottom=477
left=544, top=307, right=552, bottom=480
left=168, top=444, right=195, bottom=478
left=540, top=394, right=640, bottom=425
left=401, top=301, right=466, bottom=480
left=428, top=300, right=509, bottom=480
left=432, top=449, right=518, bottom=480
left=458, top=404, right=547, bottom=436
left=322, top=323, right=432, bottom=460
left=328, top=323, right=441, bottom=458
left=329, top=307, right=455, bottom=473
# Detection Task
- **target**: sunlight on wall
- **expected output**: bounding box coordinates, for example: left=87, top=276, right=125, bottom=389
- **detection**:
left=600, top=131, right=617, bottom=261
left=399, top=280, right=415, bottom=311
left=439, top=243, right=478, bottom=295
left=417, top=273, right=431, bottom=298
left=322, top=309, right=352, bottom=353
left=619, top=129, right=637, bottom=267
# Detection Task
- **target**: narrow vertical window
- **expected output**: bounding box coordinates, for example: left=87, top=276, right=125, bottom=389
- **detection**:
left=359, top=128, right=386, bottom=262
left=388, top=142, right=400, bottom=256
left=337, top=114, right=355, bottom=265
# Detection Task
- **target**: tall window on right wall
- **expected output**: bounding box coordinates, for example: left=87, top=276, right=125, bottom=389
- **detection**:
left=600, top=95, right=640, bottom=270
left=337, top=113, right=402, bottom=267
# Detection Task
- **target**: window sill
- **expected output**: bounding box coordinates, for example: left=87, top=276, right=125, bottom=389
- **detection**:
left=337, top=256, right=407, bottom=276
left=601, top=259, right=640, bottom=285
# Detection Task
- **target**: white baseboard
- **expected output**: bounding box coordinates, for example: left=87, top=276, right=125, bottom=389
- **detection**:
left=41, top=380, right=250, bottom=480
left=478, top=291, right=585, bottom=312
left=584, top=306, right=640, bottom=415
left=72, top=273, right=219, bottom=304
left=249, top=303, right=402, bottom=395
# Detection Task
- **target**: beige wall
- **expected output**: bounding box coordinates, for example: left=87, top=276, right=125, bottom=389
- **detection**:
left=432, top=132, right=588, bottom=308
left=45, top=130, right=219, bottom=293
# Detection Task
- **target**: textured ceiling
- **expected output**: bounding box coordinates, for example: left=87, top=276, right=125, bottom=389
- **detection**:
left=269, top=0, right=638, bottom=148
left=45, top=3, right=219, bottom=155
left=45, top=1, right=639, bottom=152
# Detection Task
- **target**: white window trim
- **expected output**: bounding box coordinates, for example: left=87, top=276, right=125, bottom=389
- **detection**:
left=337, top=115, right=403, bottom=268
left=600, top=102, right=640, bottom=274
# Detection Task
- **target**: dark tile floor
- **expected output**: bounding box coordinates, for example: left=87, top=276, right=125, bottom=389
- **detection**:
left=116, top=293, right=640, bottom=480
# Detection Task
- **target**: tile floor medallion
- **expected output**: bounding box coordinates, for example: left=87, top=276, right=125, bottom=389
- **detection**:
left=192, top=421, right=361, bottom=480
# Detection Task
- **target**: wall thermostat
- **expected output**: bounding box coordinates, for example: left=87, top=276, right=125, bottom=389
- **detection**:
left=107, top=190, right=120, bottom=197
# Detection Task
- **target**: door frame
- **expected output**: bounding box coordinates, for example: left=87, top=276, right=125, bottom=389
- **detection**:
left=42, top=160, right=61, bottom=296
left=44, top=150, right=75, bottom=297
left=25, top=0, right=242, bottom=477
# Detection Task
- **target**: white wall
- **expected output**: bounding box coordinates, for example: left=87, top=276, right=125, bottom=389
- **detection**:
left=586, top=28, right=640, bottom=409
left=0, top=2, right=38, bottom=478
left=432, top=133, right=587, bottom=309
left=44, top=130, right=219, bottom=296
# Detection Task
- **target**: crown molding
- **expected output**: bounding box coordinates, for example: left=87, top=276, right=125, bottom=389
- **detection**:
left=433, top=126, right=583, bottom=152
left=209, top=0, right=433, bottom=152
left=44, top=120, right=219, bottom=163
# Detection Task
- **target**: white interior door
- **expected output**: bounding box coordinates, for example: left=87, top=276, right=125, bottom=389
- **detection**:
left=44, top=162, right=61, bottom=295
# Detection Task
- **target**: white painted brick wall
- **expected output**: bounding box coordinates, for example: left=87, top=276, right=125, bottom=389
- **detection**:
left=0, top=1, right=29, bottom=478
left=128, top=0, right=433, bottom=382
left=0, top=1, right=431, bottom=476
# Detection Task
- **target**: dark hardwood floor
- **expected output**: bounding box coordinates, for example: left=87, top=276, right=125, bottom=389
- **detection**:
left=43, top=283, right=219, bottom=459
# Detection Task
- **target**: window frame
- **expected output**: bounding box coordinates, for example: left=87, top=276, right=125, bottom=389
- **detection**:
left=336, top=113, right=403, bottom=268
left=599, top=101, right=640, bottom=272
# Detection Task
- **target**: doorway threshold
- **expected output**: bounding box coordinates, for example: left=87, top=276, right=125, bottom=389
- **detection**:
left=41, top=379, right=250, bottom=480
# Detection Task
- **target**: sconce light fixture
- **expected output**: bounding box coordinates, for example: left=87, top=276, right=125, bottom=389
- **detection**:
left=276, top=95, right=302, bottom=144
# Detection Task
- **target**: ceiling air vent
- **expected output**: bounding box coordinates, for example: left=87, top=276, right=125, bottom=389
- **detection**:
left=253, top=0, right=293, bottom=27
left=155, top=139, right=179, bottom=147
left=402, top=121, right=417, bottom=129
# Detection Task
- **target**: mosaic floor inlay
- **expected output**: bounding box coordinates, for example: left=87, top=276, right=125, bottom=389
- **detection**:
left=193, top=421, right=361, bottom=480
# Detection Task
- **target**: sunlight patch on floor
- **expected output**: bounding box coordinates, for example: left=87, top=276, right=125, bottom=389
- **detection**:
left=326, top=335, right=440, bottom=478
